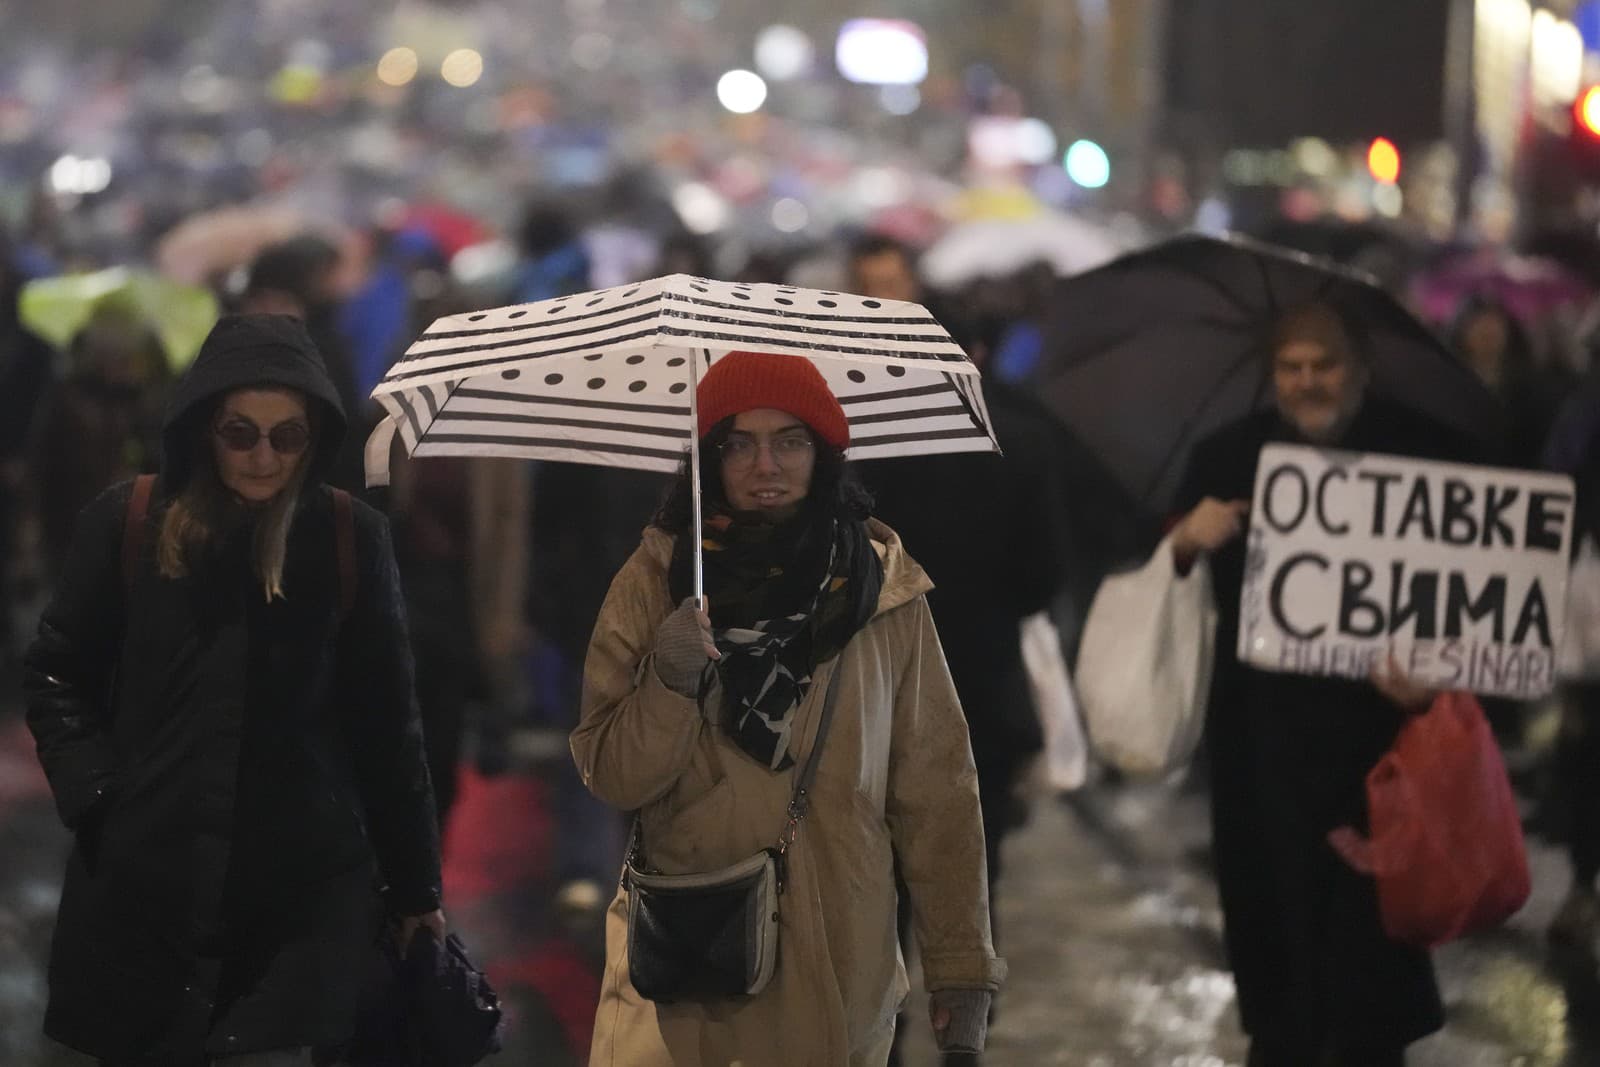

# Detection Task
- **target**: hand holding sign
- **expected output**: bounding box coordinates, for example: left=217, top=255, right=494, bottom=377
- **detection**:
left=1174, top=498, right=1251, bottom=558
left=1371, top=652, right=1439, bottom=713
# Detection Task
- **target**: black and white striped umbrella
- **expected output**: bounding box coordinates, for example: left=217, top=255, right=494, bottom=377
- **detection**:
left=363, top=273, right=998, bottom=488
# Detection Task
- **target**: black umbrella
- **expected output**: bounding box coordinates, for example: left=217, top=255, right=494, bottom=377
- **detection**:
left=1035, top=232, right=1501, bottom=514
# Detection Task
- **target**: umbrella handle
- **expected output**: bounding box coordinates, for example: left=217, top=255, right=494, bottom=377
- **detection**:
left=690, top=351, right=706, bottom=608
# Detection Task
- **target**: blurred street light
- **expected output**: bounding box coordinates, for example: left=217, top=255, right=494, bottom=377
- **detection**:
left=1015, top=118, right=1059, bottom=165
left=717, top=69, right=768, bottom=113
left=49, top=155, right=112, bottom=195
left=771, top=197, right=809, bottom=232
left=1531, top=9, right=1583, bottom=109
left=441, top=49, right=484, bottom=88
left=377, top=47, right=420, bottom=87
left=836, top=19, right=928, bottom=86
left=1292, top=137, right=1338, bottom=178
left=1367, top=137, right=1401, bottom=184
left=1065, top=139, right=1111, bottom=188
left=755, top=25, right=814, bottom=81
left=672, top=181, right=730, bottom=234
left=1578, top=86, right=1600, bottom=138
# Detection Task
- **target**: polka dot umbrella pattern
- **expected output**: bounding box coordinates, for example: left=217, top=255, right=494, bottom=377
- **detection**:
left=365, top=272, right=998, bottom=485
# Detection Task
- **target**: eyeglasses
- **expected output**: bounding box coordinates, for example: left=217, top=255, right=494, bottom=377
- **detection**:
left=214, top=419, right=312, bottom=455
left=718, top=434, right=814, bottom=472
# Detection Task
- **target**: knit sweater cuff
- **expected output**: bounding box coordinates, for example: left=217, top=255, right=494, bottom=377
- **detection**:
left=932, top=988, right=991, bottom=1052
left=653, top=608, right=709, bottom=696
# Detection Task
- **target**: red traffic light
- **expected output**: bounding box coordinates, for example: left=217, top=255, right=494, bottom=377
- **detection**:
left=1367, top=138, right=1401, bottom=185
left=1579, top=86, right=1600, bottom=137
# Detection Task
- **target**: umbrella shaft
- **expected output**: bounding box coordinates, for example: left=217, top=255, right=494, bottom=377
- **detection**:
left=690, top=351, right=705, bottom=607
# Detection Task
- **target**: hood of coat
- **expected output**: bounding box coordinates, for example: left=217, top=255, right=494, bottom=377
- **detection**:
left=161, top=313, right=347, bottom=492
left=640, top=517, right=932, bottom=618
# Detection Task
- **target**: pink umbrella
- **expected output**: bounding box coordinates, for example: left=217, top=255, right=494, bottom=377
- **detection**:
left=1411, top=250, right=1594, bottom=326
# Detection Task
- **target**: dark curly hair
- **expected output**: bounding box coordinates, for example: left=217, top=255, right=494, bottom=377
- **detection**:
left=652, top=415, right=873, bottom=534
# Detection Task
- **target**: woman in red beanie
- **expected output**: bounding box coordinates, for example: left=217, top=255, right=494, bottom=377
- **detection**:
left=572, top=350, right=1002, bottom=1065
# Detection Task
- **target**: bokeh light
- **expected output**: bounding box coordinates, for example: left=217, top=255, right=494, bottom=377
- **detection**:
left=441, top=49, right=484, bottom=88
left=672, top=181, right=731, bottom=233
left=1065, top=139, right=1111, bottom=189
left=377, top=47, right=420, bottom=87
left=1367, top=137, right=1401, bottom=184
left=835, top=19, right=928, bottom=85
left=1015, top=118, right=1059, bottom=166
left=716, top=69, right=768, bottom=114
left=755, top=25, right=814, bottom=81
left=771, top=197, right=809, bottom=232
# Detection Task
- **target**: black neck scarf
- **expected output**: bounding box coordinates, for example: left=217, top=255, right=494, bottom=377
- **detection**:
left=669, top=506, right=882, bottom=770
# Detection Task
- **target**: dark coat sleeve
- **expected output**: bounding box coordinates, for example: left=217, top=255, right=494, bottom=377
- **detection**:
left=338, top=502, right=443, bottom=916
left=1171, top=427, right=1235, bottom=521
left=22, top=481, right=130, bottom=830
left=1002, top=416, right=1072, bottom=619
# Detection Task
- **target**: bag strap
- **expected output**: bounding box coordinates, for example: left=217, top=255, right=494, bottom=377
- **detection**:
left=784, top=661, right=844, bottom=827
left=122, top=475, right=157, bottom=594
left=331, top=487, right=356, bottom=620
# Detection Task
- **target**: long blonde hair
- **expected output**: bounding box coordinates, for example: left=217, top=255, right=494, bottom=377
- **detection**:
left=156, top=402, right=312, bottom=602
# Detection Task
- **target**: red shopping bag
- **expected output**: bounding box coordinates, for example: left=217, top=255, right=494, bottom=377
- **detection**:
left=1327, top=691, right=1531, bottom=948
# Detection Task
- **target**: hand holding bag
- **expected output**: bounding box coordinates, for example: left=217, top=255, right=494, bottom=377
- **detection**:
left=624, top=663, right=842, bottom=1002
left=1328, top=691, right=1531, bottom=948
left=1074, top=534, right=1216, bottom=776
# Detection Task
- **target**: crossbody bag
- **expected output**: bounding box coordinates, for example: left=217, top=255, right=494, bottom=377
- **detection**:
left=623, top=662, right=843, bottom=1002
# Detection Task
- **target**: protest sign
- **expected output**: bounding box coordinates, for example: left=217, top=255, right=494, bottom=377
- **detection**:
left=1239, top=445, right=1575, bottom=700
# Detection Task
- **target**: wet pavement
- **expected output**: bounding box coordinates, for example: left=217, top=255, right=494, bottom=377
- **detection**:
left=5, top=710, right=1600, bottom=1066
left=899, top=773, right=1600, bottom=1066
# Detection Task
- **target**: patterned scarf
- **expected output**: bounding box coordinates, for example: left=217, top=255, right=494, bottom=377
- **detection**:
left=670, top=508, right=882, bottom=770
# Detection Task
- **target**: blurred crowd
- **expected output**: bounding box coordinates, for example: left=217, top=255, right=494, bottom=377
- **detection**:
left=8, top=178, right=1600, bottom=1061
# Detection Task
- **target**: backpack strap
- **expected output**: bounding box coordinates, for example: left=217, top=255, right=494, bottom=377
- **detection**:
left=122, top=475, right=157, bottom=594
left=332, top=487, right=357, bottom=620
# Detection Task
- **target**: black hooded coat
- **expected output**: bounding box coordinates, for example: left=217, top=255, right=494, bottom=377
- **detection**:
left=24, top=314, right=441, bottom=1064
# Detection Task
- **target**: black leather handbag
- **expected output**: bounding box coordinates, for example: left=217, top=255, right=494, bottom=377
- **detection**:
left=624, top=664, right=842, bottom=1002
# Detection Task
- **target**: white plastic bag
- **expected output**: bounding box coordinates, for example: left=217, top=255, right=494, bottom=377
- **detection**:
left=1559, top=534, right=1600, bottom=681
left=1020, top=611, right=1087, bottom=792
left=1074, top=534, right=1216, bottom=776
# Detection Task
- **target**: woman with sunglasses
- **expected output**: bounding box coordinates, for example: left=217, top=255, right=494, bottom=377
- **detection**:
left=24, top=314, right=443, bottom=1067
left=574, top=350, right=1002, bottom=1066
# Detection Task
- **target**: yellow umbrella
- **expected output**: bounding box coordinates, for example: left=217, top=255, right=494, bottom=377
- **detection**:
left=19, top=267, right=219, bottom=371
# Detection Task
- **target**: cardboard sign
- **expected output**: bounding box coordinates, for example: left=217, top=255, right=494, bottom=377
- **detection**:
left=1239, top=445, right=1575, bottom=700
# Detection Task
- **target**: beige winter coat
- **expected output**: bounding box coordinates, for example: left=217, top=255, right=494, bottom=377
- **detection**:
left=572, top=519, right=1004, bottom=1067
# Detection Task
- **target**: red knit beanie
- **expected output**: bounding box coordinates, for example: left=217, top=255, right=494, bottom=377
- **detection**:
left=696, top=351, right=850, bottom=449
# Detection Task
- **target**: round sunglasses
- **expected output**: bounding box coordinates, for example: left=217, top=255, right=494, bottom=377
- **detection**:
left=214, top=419, right=312, bottom=455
